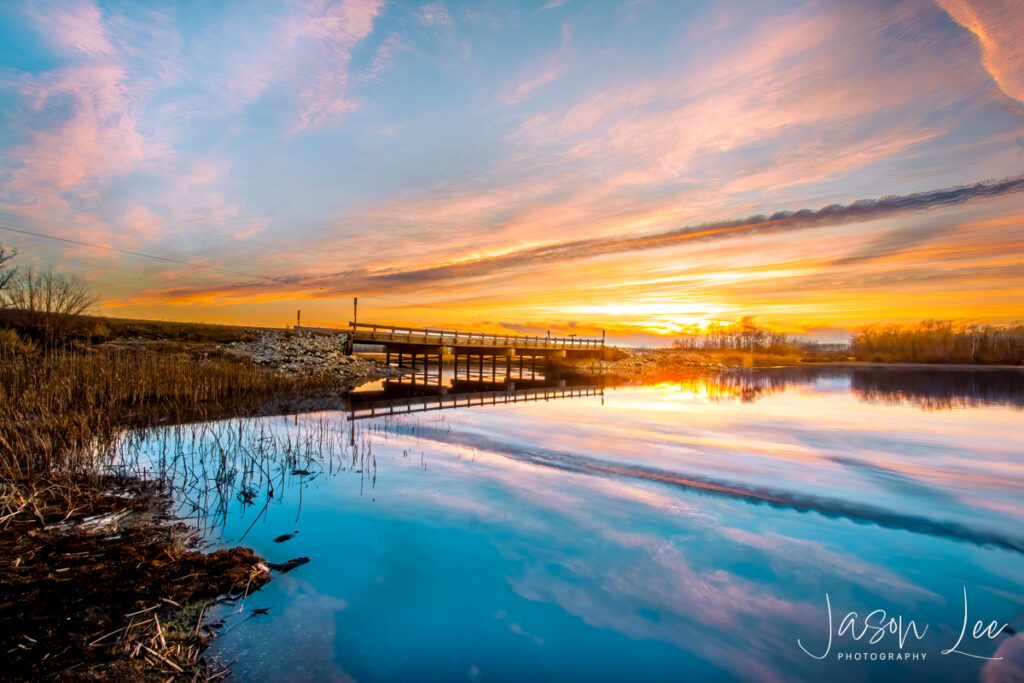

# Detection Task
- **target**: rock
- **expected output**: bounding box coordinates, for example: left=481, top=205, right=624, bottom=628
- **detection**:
left=228, top=331, right=401, bottom=383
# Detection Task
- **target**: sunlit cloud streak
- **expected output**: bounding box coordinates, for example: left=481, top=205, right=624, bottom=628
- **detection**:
left=142, top=174, right=1024, bottom=298
left=352, top=175, right=1024, bottom=285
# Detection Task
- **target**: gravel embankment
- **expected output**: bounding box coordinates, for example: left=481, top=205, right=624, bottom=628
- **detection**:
left=231, top=330, right=403, bottom=383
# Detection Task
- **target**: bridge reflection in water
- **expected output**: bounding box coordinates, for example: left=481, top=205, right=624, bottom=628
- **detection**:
left=347, top=377, right=605, bottom=421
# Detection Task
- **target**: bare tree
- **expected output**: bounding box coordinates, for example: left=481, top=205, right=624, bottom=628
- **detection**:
left=1, top=265, right=97, bottom=316
left=0, top=245, right=15, bottom=301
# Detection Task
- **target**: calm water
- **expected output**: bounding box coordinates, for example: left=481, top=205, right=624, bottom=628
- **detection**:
left=132, top=367, right=1024, bottom=682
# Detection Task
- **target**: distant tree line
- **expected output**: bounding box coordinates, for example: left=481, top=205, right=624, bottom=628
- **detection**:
left=674, top=317, right=1024, bottom=365
left=673, top=321, right=807, bottom=354
left=851, top=320, right=1024, bottom=365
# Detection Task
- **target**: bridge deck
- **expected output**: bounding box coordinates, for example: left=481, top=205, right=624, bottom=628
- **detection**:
left=350, top=322, right=603, bottom=350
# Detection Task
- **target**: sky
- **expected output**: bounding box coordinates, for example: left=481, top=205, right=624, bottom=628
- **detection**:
left=0, top=0, right=1022, bottom=344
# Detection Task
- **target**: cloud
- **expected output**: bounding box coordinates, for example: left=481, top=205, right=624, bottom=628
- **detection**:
left=286, top=0, right=385, bottom=131
left=500, top=25, right=571, bottom=105
left=0, top=3, right=165, bottom=245
left=344, top=175, right=1024, bottom=287
left=935, top=0, right=1024, bottom=108
left=539, top=0, right=571, bottom=9
left=415, top=2, right=453, bottom=26
left=29, top=0, right=115, bottom=57
left=114, top=174, right=1024, bottom=307
left=359, top=33, right=414, bottom=83
left=121, top=205, right=163, bottom=240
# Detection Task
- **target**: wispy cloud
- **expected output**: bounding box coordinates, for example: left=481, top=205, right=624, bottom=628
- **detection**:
left=28, top=0, right=115, bottom=57
left=343, top=175, right=1024, bottom=285
left=114, top=175, right=1024, bottom=309
left=935, top=0, right=1024, bottom=109
left=2, top=0, right=1021, bottom=333
left=0, top=2, right=165, bottom=246
left=415, top=2, right=453, bottom=26
left=285, top=0, right=385, bottom=131
left=500, top=24, right=571, bottom=105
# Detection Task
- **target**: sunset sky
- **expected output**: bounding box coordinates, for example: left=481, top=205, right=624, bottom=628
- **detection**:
left=0, top=0, right=1022, bottom=343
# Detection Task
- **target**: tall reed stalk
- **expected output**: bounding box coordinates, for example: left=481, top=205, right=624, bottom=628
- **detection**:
left=0, top=343, right=343, bottom=480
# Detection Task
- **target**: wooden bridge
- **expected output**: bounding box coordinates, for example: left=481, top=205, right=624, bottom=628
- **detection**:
left=348, top=322, right=603, bottom=353
left=348, top=380, right=603, bottom=420
left=345, top=321, right=606, bottom=379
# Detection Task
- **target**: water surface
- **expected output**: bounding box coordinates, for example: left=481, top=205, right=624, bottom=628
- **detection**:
left=134, top=367, right=1024, bottom=682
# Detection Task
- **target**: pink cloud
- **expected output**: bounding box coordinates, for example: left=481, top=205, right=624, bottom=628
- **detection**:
left=29, top=0, right=115, bottom=57
left=500, top=25, right=571, bottom=105
left=121, top=205, right=163, bottom=241
left=415, top=2, right=453, bottom=27
left=0, top=4, right=165, bottom=245
left=936, top=0, right=1024, bottom=109
left=360, top=33, right=414, bottom=83
left=285, top=0, right=386, bottom=131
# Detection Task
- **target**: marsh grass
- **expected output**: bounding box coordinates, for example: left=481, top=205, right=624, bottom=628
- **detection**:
left=0, top=308, right=265, bottom=346
left=113, top=414, right=375, bottom=538
left=0, top=342, right=346, bottom=480
left=0, top=339, right=357, bottom=680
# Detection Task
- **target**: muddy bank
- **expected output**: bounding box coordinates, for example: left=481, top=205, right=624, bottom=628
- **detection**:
left=0, top=476, right=279, bottom=681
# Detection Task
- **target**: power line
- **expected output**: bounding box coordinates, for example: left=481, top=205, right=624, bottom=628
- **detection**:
left=0, top=224, right=291, bottom=285
left=0, top=223, right=483, bottom=316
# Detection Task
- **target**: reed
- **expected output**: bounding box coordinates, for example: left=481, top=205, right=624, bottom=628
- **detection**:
left=0, top=340, right=345, bottom=481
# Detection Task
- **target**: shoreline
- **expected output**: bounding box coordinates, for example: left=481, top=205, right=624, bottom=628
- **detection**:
left=795, top=360, right=1024, bottom=371
left=0, top=326, right=394, bottom=681
left=559, top=348, right=1023, bottom=380
left=0, top=475, right=272, bottom=681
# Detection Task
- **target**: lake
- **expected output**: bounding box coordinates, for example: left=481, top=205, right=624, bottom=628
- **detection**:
left=128, top=366, right=1024, bottom=682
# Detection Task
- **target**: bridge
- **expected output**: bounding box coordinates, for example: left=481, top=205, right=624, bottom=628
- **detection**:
left=348, top=322, right=604, bottom=353
left=344, top=321, right=607, bottom=380
left=347, top=380, right=604, bottom=420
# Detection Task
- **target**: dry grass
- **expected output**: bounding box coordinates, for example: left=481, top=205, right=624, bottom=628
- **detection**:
left=0, top=309, right=266, bottom=346
left=0, top=341, right=344, bottom=481
left=0, top=475, right=270, bottom=681
left=0, top=333, right=349, bottom=680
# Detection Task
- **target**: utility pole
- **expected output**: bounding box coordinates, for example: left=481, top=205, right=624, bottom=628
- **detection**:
left=353, top=296, right=358, bottom=325
left=602, top=329, right=606, bottom=346
left=296, top=310, right=301, bottom=328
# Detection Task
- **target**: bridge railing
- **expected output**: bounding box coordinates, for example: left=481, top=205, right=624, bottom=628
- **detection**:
left=350, top=322, right=603, bottom=349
